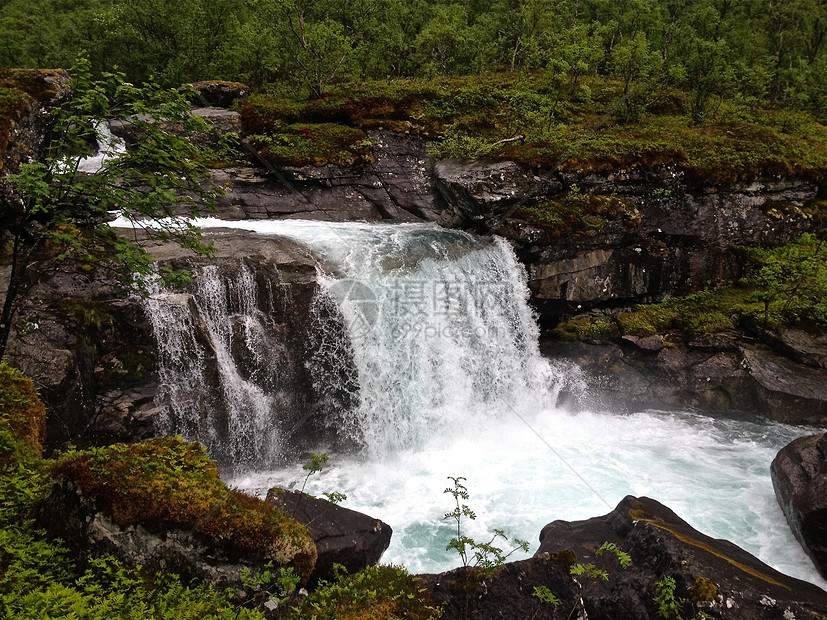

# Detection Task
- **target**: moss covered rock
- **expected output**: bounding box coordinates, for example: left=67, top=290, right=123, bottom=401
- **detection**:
left=0, top=68, right=69, bottom=172
left=39, top=437, right=316, bottom=586
left=0, top=362, right=46, bottom=467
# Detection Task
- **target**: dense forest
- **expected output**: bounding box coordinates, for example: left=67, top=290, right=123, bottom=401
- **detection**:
left=1, top=0, right=827, bottom=119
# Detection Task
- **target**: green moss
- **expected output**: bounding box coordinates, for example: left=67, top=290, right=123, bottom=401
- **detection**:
left=0, top=363, right=46, bottom=467
left=247, top=122, right=373, bottom=167
left=551, top=317, right=619, bottom=341
left=517, top=192, right=640, bottom=236
left=53, top=437, right=317, bottom=581
left=553, top=282, right=781, bottom=341
left=285, top=564, right=440, bottom=620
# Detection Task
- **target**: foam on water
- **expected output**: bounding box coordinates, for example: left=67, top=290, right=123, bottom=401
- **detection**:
left=232, top=407, right=824, bottom=586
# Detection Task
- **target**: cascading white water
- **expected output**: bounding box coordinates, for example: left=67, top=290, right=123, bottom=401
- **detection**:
left=146, top=263, right=282, bottom=466
left=76, top=121, right=127, bottom=173
left=139, top=217, right=825, bottom=588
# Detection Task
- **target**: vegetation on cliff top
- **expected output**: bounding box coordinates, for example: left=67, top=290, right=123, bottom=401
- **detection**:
left=237, top=72, right=827, bottom=182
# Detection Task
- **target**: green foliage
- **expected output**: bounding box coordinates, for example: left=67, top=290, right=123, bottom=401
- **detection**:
left=0, top=413, right=265, bottom=618
left=596, top=541, right=632, bottom=569
left=655, top=576, right=684, bottom=619
left=654, top=575, right=712, bottom=620
left=3, top=0, right=827, bottom=121
left=285, top=564, right=440, bottom=620
left=739, top=233, right=827, bottom=326
left=531, top=584, right=560, bottom=607
left=53, top=437, right=317, bottom=579
left=443, top=476, right=529, bottom=575
left=240, top=563, right=301, bottom=609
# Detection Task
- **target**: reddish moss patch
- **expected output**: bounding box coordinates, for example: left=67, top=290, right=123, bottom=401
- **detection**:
left=0, top=68, right=67, bottom=102
left=0, top=363, right=46, bottom=467
left=53, top=437, right=316, bottom=579
left=247, top=122, right=374, bottom=167
left=0, top=69, right=67, bottom=170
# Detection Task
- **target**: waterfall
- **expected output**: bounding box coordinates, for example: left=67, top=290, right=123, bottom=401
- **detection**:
left=300, top=223, right=565, bottom=455
left=144, top=219, right=569, bottom=461
left=76, top=121, right=127, bottom=174
left=146, top=263, right=284, bottom=467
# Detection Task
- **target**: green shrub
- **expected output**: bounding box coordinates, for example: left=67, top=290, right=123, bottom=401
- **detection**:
left=286, top=564, right=440, bottom=620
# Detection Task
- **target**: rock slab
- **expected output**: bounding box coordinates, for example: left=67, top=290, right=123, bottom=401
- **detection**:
left=266, top=488, right=392, bottom=583
left=772, top=433, right=827, bottom=579
left=537, top=495, right=827, bottom=619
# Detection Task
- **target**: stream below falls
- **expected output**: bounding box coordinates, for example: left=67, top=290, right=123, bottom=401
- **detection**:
left=135, top=217, right=826, bottom=587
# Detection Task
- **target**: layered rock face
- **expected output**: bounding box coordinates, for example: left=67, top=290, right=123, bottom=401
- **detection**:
left=208, top=130, right=438, bottom=222
left=547, top=327, right=827, bottom=425
left=3, top=230, right=323, bottom=456
left=772, top=433, right=827, bottom=579
left=433, top=160, right=821, bottom=317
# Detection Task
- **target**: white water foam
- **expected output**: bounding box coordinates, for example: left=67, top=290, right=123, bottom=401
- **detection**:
left=76, top=121, right=127, bottom=174
left=134, top=217, right=825, bottom=588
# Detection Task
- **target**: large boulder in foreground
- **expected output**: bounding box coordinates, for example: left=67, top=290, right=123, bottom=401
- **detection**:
left=772, top=433, right=827, bottom=579
left=38, top=437, right=317, bottom=586
left=266, top=488, right=392, bottom=583
left=536, top=495, right=826, bottom=620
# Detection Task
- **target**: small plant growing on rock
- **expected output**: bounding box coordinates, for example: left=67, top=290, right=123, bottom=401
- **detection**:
left=531, top=584, right=561, bottom=619
left=654, top=575, right=713, bottom=620
left=443, top=476, right=529, bottom=574
left=565, top=542, right=632, bottom=619
left=299, top=452, right=347, bottom=506
left=443, top=476, right=529, bottom=619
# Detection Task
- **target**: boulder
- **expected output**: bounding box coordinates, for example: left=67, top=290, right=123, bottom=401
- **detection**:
left=266, top=488, right=392, bottom=583
left=771, top=433, right=827, bottom=579
left=743, top=348, right=827, bottom=424
left=536, top=495, right=827, bottom=619
left=38, top=438, right=317, bottom=587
